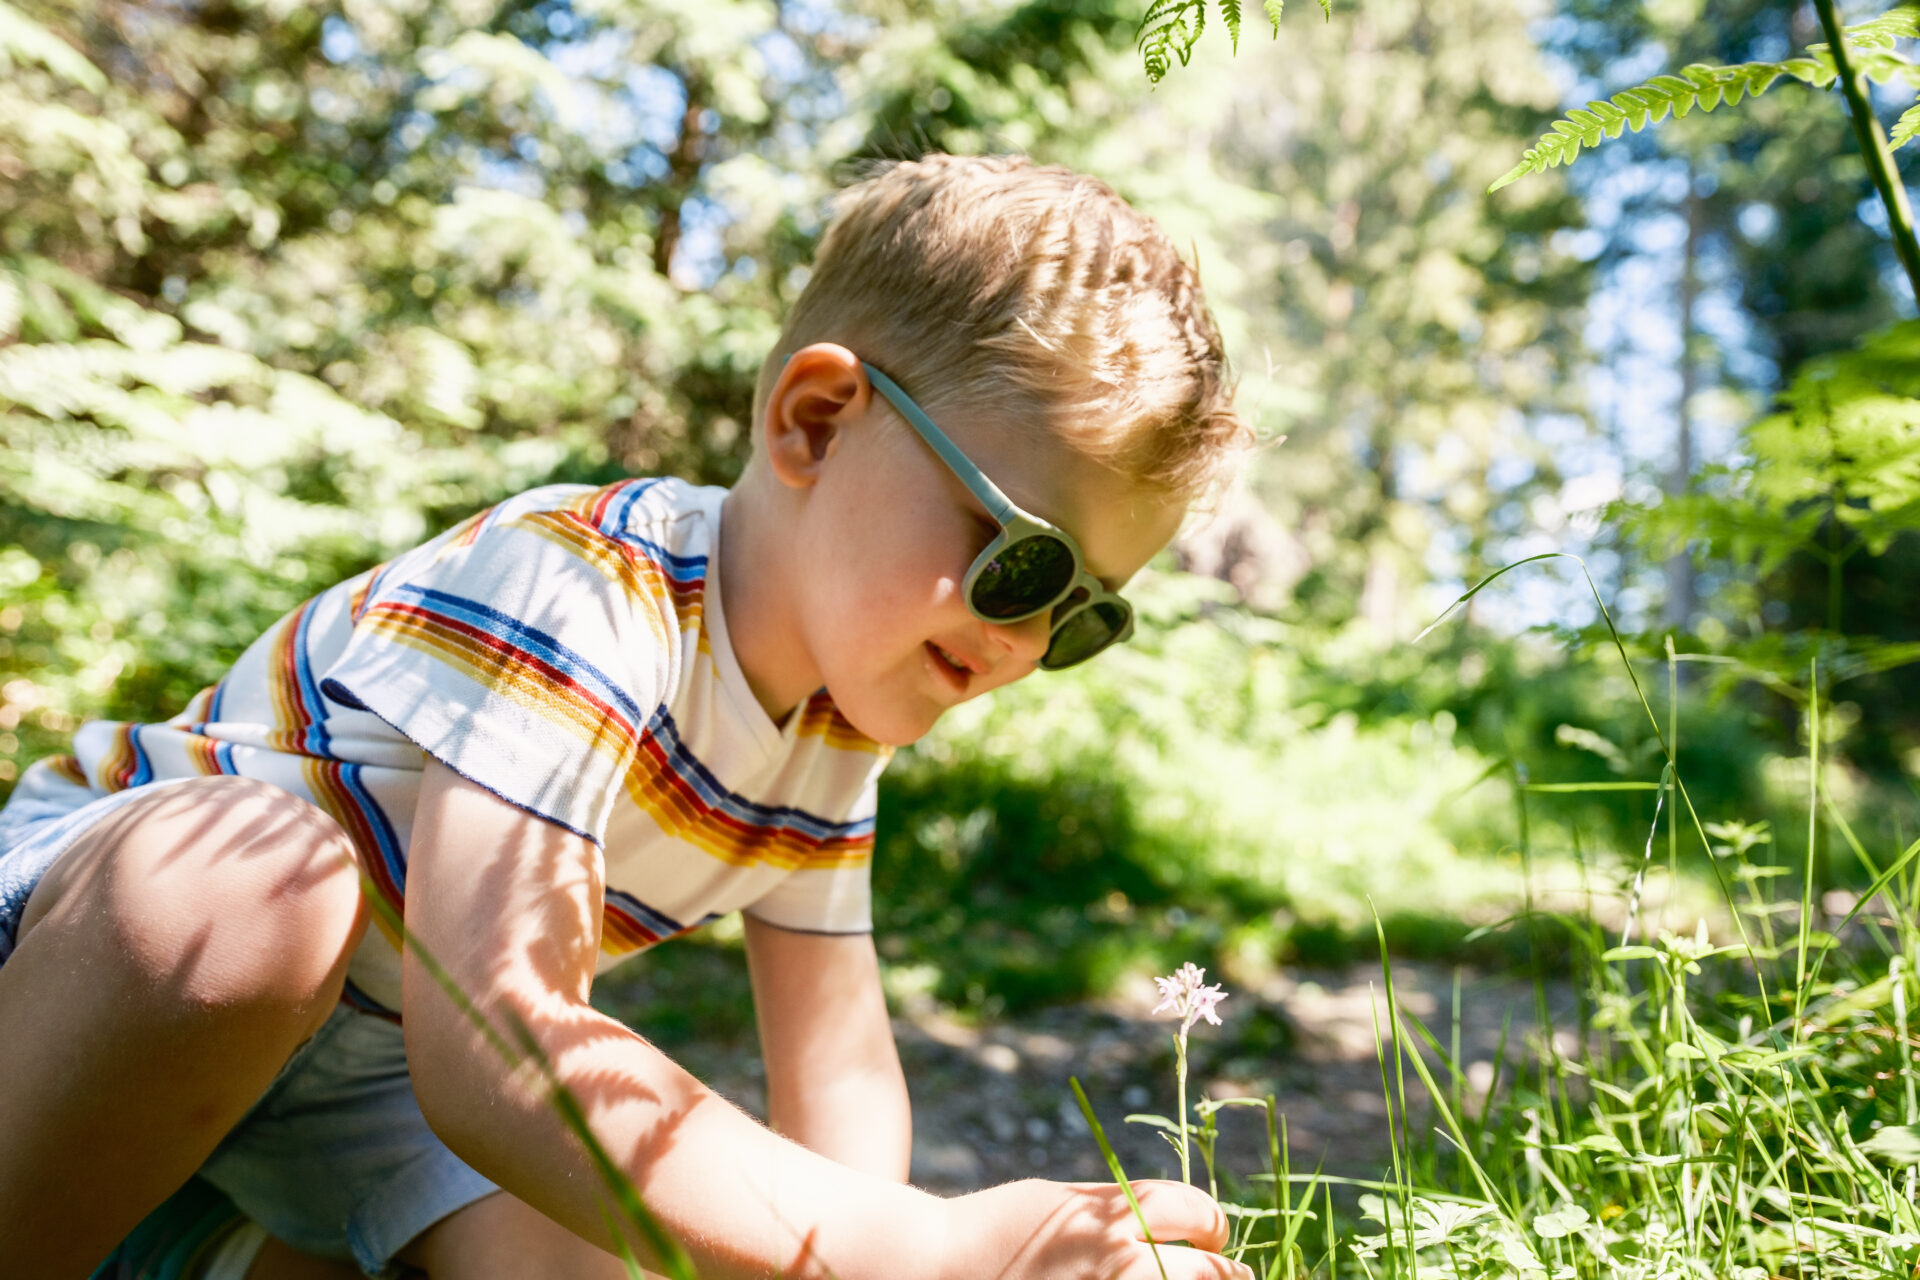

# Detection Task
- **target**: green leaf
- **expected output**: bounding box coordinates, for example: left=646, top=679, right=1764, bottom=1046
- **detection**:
left=1861, top=1124, right=1920, bottom=1166
left=1601, top=945, right=1661, bottom=961
left=1501, top=1235, right=1547, bottom=1274
left=1070, top=1080, right=1170, bottom=1280
left=1137, top=0, right=1208, bottom=84
left=1589, top=99, right=1630, bottom=136
left=1893, top=102, right=1920, bottom=150
left=1489, top=55, right=1832, bottom=191
left=1845, top=4, right=1920, bottom=49
left=1531, top=1205, right=1591, bottom=1239
left=0, top=0, right=107, bottom=91
left=1571, top=1133, right=1629, bottom=1156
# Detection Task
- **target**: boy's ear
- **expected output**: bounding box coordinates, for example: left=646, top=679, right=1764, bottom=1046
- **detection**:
left=763, top=343, right=872, bottom=489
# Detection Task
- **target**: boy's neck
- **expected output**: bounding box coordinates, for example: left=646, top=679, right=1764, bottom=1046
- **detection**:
left=717, top=469, right=817, bottom=724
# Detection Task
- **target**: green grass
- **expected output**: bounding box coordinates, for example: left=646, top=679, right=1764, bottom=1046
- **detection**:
left=1114, top=564, right=1920, bottom=1278
left=1183, top=854, right=1920, bottom=1278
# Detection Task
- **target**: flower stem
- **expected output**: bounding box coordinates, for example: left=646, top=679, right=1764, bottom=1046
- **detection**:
left=1175, top=1030, right=1192, bottom=1185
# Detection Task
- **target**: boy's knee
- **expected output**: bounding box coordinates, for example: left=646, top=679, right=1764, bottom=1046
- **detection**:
left=65, top=777, right=367, bottom=1014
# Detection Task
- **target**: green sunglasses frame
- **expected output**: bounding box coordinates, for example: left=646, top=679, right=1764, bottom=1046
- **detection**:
left=861, top=361, right=1135, bottom=670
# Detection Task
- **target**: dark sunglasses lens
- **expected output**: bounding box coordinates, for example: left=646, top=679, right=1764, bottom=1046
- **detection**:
left=1043, top=601, right=1129, bottom=669
left=970, top=535, right=1077, bottom=619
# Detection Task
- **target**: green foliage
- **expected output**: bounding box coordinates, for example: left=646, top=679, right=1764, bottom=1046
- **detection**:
left=871, top=574, right=1532, bottom=1013
left=867, top=569, right=1794, bottom=1011
left=1081, top=627, right=1920, bottom=1277
left=1203, top=0, right=1590, bottom=634
left=1489, top=62, right=1830, bottom=191
left=1634, top=321, right=1920, bottom=575
left=1136, top=0, right=1326, bottom=84
left=1490, top=6, right=1920, bottom=191
left=1619, top=321, right=1920, bottom=737
left=1895, top=100, right=1920, bottom=147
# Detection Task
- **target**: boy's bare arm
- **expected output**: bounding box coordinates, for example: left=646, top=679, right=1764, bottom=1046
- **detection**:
left=403, top=759, right=1249, bottom=1280
left=744, top=914, right=912, bottom=1180
left=402, top=759, right=942, bottom=1276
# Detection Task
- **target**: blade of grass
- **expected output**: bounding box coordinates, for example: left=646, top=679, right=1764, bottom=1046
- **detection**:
left=1420, top=552, right=1772, bottom=1010
left=359, top=877, right=697, bottom=1280
left=1796, top=657, right=1820, bottom=1034
left=1365, top=982, right=1416, bottom=1273
left=1071, top=1077, right=1171, bottom=1280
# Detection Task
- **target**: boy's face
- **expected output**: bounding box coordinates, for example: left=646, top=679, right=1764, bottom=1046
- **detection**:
left=766, top=349, right=1186, bottom=747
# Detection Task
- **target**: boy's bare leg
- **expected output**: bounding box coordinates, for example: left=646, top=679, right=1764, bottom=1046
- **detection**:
left=0, top=777, right=367, bottom=1278
left=397, top=1192, right=641, bottom=1279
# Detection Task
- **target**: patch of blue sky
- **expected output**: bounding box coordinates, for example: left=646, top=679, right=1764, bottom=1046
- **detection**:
left=320, top=15, right=360, bottom=65
left=757, top=29, right=810, bottom=87
left=623, top=64, right=690, bottom=151
left=393, top=109, right=434, bottom=154
left=667, top=194, right=733, bottom=290
left=781, top=0, right=874, bottom=42
left=472, top=150, right=548, bottom=200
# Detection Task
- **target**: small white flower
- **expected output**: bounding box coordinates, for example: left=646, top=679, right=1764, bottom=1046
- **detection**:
left=1151, top=961, right=1228, bottom=1034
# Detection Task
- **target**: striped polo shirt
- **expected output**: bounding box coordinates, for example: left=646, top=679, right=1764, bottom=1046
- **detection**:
left=22, top=478, right=891, bottom=1013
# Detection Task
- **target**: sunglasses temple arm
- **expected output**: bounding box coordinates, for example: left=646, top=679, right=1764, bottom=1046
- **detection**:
left=861, top=363, right=1021, bottom=527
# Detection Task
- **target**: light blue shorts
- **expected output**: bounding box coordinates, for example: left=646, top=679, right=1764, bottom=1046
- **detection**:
left=0, top=776, right=501, bottom=1275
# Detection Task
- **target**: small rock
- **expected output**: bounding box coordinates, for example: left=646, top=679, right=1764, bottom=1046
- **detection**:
left=912, top=1137, right=985, bottom=1184
left=979, top=1043, right=1021, bottom=1074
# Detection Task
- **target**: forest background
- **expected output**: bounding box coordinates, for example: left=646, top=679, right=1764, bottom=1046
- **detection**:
left=3, top=0, right=1919, bottom=1211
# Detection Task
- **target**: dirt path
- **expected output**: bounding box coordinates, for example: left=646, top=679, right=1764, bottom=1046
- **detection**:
left=631, top=961, right=1579, bottom=1195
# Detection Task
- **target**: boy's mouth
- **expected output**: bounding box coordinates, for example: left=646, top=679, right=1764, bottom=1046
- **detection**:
left=925, top=641, right=975, bottom=694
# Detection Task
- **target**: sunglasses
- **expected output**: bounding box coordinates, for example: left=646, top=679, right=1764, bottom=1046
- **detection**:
left=862, top=362, right=1135, bottom=670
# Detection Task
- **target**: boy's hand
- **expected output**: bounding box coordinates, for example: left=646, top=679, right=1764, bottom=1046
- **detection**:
left=940, top=1179, right=1253, bottom=1280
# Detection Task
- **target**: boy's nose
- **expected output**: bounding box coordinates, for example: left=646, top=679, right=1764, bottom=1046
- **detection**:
left=987, top=609, right=1053, bottom=666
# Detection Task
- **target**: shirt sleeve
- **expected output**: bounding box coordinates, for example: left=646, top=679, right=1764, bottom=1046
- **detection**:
left=319, top=499, right=676, bottom=844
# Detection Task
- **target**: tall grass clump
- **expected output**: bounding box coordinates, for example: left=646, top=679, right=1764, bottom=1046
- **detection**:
left=1077, top=560, right=1920, bottom=1279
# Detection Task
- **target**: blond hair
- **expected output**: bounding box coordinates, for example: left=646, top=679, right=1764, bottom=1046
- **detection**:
left=755, top=155, right=1247, bottom=500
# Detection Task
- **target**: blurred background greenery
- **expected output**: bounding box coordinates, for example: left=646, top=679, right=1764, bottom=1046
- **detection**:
left=2, top=0, right=1916, bottom=1018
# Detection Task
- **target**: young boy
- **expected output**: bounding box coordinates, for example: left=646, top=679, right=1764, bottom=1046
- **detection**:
left=0, top=154, right=1252, bottom=1280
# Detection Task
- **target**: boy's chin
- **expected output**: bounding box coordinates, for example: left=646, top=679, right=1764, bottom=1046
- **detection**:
left=828, top=690, right=944, bottom=750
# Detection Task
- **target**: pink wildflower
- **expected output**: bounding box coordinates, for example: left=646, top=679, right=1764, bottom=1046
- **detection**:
left=1152, top=961, right=1227, bottom=1034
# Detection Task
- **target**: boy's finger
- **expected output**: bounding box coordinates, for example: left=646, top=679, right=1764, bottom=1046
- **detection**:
left=1121, top=1180, right=1232, bottom=1252
left=1124, top=1240, right=1255, bottom=1280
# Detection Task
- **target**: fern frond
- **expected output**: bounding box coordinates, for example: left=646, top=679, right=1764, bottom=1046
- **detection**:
left=1138, top=0, right=1186, bottom=38
left=1843, top=4, right=1920, bottom=50
left=1490, top=59, right=1832, bottom=192
left=1851, top=47, right=1920, bottom=87
left=1489, top=5, right=1920, bottom=191
left=1138, top=0, right=1206, bottom=84
left=1136, top=0, right=1326, bottom=77
left=1894, top=102, right=1920, bottom=149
